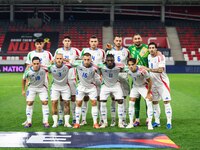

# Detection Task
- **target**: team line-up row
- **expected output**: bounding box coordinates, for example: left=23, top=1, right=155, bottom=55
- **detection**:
left=21, top=34, right=172, bottom=130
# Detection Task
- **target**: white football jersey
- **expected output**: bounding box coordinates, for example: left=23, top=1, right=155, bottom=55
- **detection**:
left=81, top=48, right=105, bottom=65
left=48, top=64, right=70, bottom=88
left=106, top=47, right=130, bottom=65
left=128, top=65, right=150, bottom=86
left=76, top=63, right=97, bottom=88
left=54, top=47, right=80, bottom=64
left=23, top=67, right=46, bottom=88
left=148, top=54, right=170, bottom=86
left=26, top=50, right=53, bottom=67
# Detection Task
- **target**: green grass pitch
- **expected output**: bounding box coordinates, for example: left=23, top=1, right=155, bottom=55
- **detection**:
left=0, top=73, right=200, bottom=150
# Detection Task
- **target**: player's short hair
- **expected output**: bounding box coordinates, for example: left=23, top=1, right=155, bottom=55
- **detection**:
left=55, top=53, right=63, bottom=57
left=114, top=34, right=122, bottom=39
left=90, top=35, right=98, bottom=39
left=106, top=54, right=114, bottom=59
left=127, top=58, right=137, bottom=65
left=83, top=52, right=91, bottom=57
left=148, top=42, right=157, bottom=48
left=34, top=38, right=44, bottom=43
left=32, top=56, right=40, bottom=62
left=63, top=35, right=71, bottom=40
left=133, top=33, right=141, bottom=38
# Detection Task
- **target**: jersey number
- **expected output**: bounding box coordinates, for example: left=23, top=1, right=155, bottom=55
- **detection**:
left=58, top=72, right=62, bottom=77
left=109, top=73, right=113, bottom=78
left=92, top=56, right=95, bottom=61
left=117, top=56, right=121, bottom=62
left=82, top=73, right=88, bottom=78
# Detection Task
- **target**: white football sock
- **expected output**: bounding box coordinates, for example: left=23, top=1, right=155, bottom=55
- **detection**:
left=146, top=99, right=153, bottom=124
left=118, top=103, right=124, bottom=124
left=71, top=101, right=76, bottom=120
left=81, top=101, right=88, bottom=121
left=128, top=101, right=135, bottom=123
left=92, top=106, right=98, bottom=124
left=52, top=115, right=58, bottom=124
left=111, top=100, right=116, bottom=121
left=164, top=103, right=172, bottom=124
left=100, top=102, right=107, bottom=124
left=42, top=105, right=49, bottom=123
left=75, top=106, right=81, bottom=124
left=64, top=115, right=70, bottom=124
left=153, top=103, right=161, bottom=124
left=123, top=98, right=127, bottom=121
left=26, top=105, right=33, bottom=123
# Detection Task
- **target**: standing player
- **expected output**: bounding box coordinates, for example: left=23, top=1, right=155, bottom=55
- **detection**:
left=99, top=54, right=125, bottom=128
left=142, top=42, right=172, bottom=129
left=128, top=34, right=149, bottom=127
left=126, top=58, right=153, bottom=130
left=73, top=53, right=100, bottom=129
left=80, top=35, right=105, bottom=125
left=48, top=53, right=72, bottom=128
left=106, top=35, right=130, bottom=126
left=22, top=56, right=49, bottom=128
left=22, top=38, right=53, bottom=126
left=26, top=38, right=53, bottom=69
left=54, top=36, right=80, bottom=125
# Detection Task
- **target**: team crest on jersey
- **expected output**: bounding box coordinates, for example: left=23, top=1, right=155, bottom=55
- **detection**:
left=122, top=52, right=125, bottom=56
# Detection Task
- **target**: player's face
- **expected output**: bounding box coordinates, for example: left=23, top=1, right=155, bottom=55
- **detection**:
left=63, top=38, right=71, bottom=48
left=32, top=60, right=40, bottom=71
left=128, top=61, right=137, bottom=72
left=106, top=57, right=115, bottom=68
left=35, top=42, right=44, bottom=51
left=55, top=54, right=63, bottom=66
left=133, top=35, right=142, bottom=47
left=149, top=45, right=157, bottom=56
left=83, top=56, right=92, bottom=67
left=89, top=38, right=98, bottom=50
left=114, top=37, right=122, bottom=48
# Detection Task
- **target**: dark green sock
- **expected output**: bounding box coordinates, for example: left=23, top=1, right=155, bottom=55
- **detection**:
left=135, top=97, right=141, bottom=119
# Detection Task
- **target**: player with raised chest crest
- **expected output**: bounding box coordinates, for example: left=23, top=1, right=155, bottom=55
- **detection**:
left=106, top=35, right=130, bottom=127
left=80, top=35, right=105, bottom=126
left=126, top=58, right=153, bottom=130
left=73, top=53, right=100, bottom=129
left=22, top=56, right=50, bottom=128
left=142, top=42, right=172, bottom=129
left=48, top=53, right=72, bottom=128
left=54, top=36, right=81, bottom=126
left=98, top=54, right=125, bottom=128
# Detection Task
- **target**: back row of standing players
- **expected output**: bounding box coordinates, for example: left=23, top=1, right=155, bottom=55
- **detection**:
left=22, top=34, right=172, bottom=130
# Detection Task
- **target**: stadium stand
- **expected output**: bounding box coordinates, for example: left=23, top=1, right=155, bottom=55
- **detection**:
left=175, top=21, right=200, bottom=61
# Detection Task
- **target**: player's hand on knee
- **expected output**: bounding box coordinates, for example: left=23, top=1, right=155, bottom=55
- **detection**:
left=146, top=94, right=152, bottom=101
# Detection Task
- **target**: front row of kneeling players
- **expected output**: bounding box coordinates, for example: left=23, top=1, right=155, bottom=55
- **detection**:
left=21, top=42, right=172, bottom=130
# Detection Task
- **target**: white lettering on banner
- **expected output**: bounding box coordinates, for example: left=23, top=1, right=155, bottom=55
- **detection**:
left=148, top=37, right=160, bottom=47
left=26, top=135, right=72, bottom=144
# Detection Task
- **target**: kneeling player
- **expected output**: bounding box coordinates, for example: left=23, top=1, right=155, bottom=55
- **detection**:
left=48, top=53, right=72, bottom=128
left=22, top=56, right=49, bottom=128
left=126, top=58, right=153, bottom=130
left=73, top=53, right=99, bottom=129
left=99, top=54, right=125, bottom=128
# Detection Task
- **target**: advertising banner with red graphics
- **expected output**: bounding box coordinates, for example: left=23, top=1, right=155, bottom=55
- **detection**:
left=123, top=37, right=169, bottom=48
left=2, top=32, right=59, bottom=55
